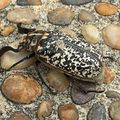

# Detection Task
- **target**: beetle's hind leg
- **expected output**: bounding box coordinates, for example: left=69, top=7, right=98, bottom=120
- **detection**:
left=34, top=62, right=57, bottom=95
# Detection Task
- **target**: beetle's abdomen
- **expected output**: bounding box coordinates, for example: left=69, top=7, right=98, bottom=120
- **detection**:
left=35, top=31, right=102, bottom=79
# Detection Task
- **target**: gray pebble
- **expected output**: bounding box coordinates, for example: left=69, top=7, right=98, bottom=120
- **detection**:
left=17, top=0, right=42, bottom=6
left=78, top=9, right=95, bottom=22
left=61, top=0, right=93, bottom=5
left=48, top=7, right=74, bottom=26
left=87, top=102, right=107, bottom=120
left=105, top=90, right=120, bottom=99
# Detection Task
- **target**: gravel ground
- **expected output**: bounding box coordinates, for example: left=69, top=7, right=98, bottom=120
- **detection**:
left=0, top=0, right=120, bottom=120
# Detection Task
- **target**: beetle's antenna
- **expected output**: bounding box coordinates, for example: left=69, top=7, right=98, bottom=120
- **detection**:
left=17, top=24, right=35, bottom=34
left=7, top=53, right=35, bottom=70
left=0, top=46, right=19, bottom=57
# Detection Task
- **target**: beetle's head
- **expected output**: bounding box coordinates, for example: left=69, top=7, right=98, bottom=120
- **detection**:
left=18, top=30, right=49, bottom=52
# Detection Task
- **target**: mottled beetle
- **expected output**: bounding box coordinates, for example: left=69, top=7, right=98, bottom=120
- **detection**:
left=0, top=25, right=105, bottom=101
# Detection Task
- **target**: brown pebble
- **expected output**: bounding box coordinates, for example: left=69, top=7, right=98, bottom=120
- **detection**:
left=103, top=67, right=116, bottom=84
left=1, top=74, right=42, bottom=104
left=95, top=2, right=118, bottom=16
left=37, top=100, right=54, bottom=120
left=0, top=0, right=11, bottom=10
left=0, top=25, right=15, bottom=36
left=7, top=111, right=31, bottom=120
left=46, top=69, right=70, bottom=92
left=58, top=104, right=79, bottom=120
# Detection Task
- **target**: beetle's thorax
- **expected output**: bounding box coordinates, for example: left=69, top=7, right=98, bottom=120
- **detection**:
left=20, top=30, right=50, bottom=52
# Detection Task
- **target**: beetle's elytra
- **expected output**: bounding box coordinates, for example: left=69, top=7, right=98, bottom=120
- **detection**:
left=18, top=30, right=103, bottom=82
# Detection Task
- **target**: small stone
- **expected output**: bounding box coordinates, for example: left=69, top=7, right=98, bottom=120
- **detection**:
left=71, top=81, right=96, bottom=105
left=7, top=112, right=31, bottom=120
left=37, top=100, right=54, bottom=120
left=78, top=9, right=95, bottom=22
left=87, top=102, right=107, bottom=120
left=109, top=101, right=120, bottom=120
left=1, top=74, right=42, bottom=104
left=103, top=67, right=116, bottom=84
left=81, top=24, right=99, bottom=44
left=105, top=90, right=120, bottom=99
left=102, top=24, right=120, bottom=49
left=61, top=0, right=93, bottom=5
left=48, top=7, right=75, bottom=26
left=95, top=2, right=118, bottom=16
left=17, top=0, right=42, bottom=6
left=0, top=0, right=11, bottom=10
left=59, top=28, right=77, bottom=38
left=46, top=69, right=70, bottom=92
left=58, top=104, right=79, bottom=120
left=0, top=41, right=36, bottom=70
left=0, top=25, right=15, bottom=36
left=7, top=8, right=39, bottom=24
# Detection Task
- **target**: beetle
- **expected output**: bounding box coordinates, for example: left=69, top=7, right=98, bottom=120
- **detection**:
left=0, top=25, right=105, bottom=95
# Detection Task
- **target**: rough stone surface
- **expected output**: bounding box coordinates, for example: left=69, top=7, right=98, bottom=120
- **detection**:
left=48, top=7, right=75, bottom=26
left=109, top=101, right=120, bottom=120
left=87, top=102, right=107, bottom=120
left=7, top=8, right=39, bottom=24
left=61, top=0, right=93, bottom=5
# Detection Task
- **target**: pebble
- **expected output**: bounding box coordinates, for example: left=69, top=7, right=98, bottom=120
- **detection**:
left=95, top=2, right=118, bottom=16
left=87, top=102, right=107, bottom=120
left=102, top=24, right=120, bottom=49
left=61, top=0, right=93, bottom=5
left=58, top=104, right=79, bottom=120
left=105, top=90, right=120, bottom=99
left=81, top=24, right=99, bottom=44
left=109, top=101, right=120, bottom=120
left=0, top=25, right=15, bottom=36
left=0, top=40, right=36, bottom=70
left=0, top=0, right=11, bottom=10
left=78, top=9, right=95, bottom=22
left=71, top=81, right=96, bottom=105
left=7, top=8, right=39, bottom=24
left=46, top=69, right=70, bottom=92
left=7, top=111, right=31, bottom=120
left=1, top=74, right=42, bottom=104
left=17, top=0, right=42, bottom=6
left=37, top=100, right=54, bottom=120
left=47, top=7, right=74, bottom=26
left=103, top=67, right=116, bottom=84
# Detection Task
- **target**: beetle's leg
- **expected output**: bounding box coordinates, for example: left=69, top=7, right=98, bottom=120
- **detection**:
left=0, top=46, right=19, bottom=57
left=72, top=80, right=104, bottom=94
left=34, top=62, right=57, bottom=95
left=17, top=23, right=35, bottom=34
